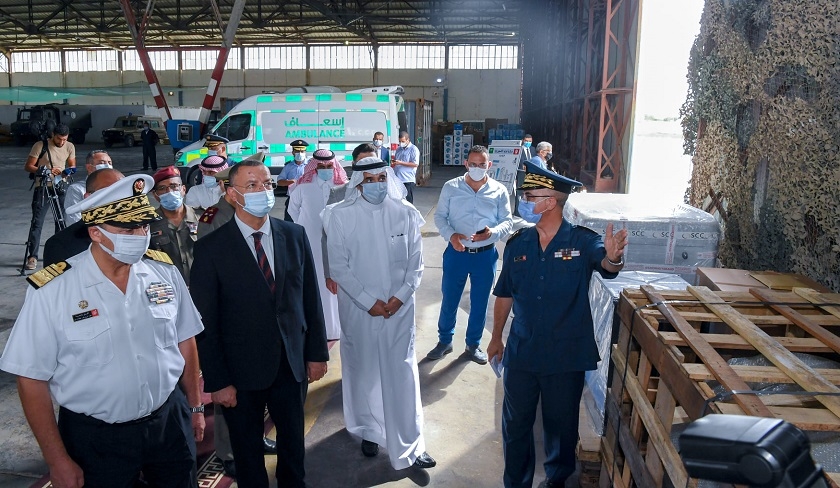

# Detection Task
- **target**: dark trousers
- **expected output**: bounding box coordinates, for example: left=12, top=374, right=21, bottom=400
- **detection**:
left=143, top=146, right=158, bottom=170
left=437, top=243, right=498, bottom=347
left=403, top=182, right=415, bottom=203
left=222, top=353, right=307, bottom=488
left=57, top=388, right=196, bottom=488
left=502, top=368, right=585, bottom=488
left=27, top=186, right=66, bottom=259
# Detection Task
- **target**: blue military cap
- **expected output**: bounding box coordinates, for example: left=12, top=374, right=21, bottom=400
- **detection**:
left=519, top=161, right=583, bottom=194
left=204, top=134, right=229, bottom=147
left=290, top=139, right=309, bottom=150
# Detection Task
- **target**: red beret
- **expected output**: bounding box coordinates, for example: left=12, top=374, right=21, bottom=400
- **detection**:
left=152, top=166, right=182, bottom=187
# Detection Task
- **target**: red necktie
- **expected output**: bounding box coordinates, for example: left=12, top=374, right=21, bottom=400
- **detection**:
left=252, top=232, right=275, bottom=294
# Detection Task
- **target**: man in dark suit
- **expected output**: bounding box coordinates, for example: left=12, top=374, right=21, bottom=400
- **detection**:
left=140, top=122, right=160, bottom=170
left=190, top=159, right=329, bottom=488
left=373, top=131, right=390, bottom=162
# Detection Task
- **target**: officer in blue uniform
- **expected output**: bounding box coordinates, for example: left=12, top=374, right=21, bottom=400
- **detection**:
left=487, top=162, right=628, bottom=488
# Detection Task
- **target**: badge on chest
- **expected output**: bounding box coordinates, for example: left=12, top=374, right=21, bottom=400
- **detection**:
left=145, top=281, right=175, bottom=304
left=554, top=248, right=580, bottom=260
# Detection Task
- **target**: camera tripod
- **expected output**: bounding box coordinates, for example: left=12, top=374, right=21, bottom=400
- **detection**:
left=19, top=167, right=73, bottom=276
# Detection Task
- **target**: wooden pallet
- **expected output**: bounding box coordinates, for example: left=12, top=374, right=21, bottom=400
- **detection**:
left=598, top=285, right=840, bottom=488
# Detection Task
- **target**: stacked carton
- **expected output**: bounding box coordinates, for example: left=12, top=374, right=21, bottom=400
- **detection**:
left=443, top=123, right=474, bottom=166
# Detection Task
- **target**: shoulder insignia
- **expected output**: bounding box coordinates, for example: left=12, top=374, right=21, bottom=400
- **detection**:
left=507, top=227, right=527, bottom=243
left=27, top=261, right=72, bottom=289
left=199, top=206, right=219, bottom=224
left=144, top=249, right=174, bottom=265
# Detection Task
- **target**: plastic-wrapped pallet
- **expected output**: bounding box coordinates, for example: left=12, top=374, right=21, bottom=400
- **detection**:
left=564, top=193, right=720, bottom=284
left=585, top=271, right=690, bottom=435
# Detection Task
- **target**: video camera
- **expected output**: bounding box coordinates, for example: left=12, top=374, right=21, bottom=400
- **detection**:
left=30, top=119, right=56, bottom=141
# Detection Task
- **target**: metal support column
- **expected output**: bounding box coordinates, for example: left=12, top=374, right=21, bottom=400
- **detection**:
left=199, top=0, right=245, bottom=133
left=119, top=0, right=173, bottom=124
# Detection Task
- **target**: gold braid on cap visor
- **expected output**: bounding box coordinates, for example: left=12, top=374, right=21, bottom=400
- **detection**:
left=81, top=194, right=159, bottom=226
left=520, top=173, right=556, bottom=190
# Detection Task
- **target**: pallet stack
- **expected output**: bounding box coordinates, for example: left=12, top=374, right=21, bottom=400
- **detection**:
left=599, top=285, right=840, bottom=488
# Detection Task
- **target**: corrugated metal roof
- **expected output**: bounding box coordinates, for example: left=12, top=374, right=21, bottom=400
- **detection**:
left=0, top=0, right=521, bottom=51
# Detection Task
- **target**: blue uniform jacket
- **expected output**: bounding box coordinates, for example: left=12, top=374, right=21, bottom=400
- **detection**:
left=493, top=220, right=617, bottom=373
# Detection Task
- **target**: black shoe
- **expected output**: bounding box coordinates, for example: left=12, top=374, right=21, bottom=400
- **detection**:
left=263, top=436, right=277, bottom=454
left=537, top=479, right=565, bottom=488
left=413, top=452, right=436, bottom=469
left=222, top=459, right=236, bottom=478
left=465, top=345, right=488, bottom=364
left=361, top=439, right=379, bottom=457
left=426, top=342, right=453, bottom=360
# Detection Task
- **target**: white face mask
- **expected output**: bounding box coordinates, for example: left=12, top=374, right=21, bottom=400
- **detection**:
left=96, top=226, right=150, bottom=264
left=94, top=163, right=112, bottom=171
left=373, top=139, right=383, bottom=147
left=467, top=167, right=487, bottom=182
left=399, top=141, right=408, bottom=148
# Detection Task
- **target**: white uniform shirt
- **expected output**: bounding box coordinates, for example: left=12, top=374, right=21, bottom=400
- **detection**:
left=0, top=250, right=204, bottom=423
left=185, top=183, right=223, bottom=210
left=63, top=180, right=85, bottom=225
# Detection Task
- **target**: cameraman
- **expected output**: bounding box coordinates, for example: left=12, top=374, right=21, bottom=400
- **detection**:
left=23, top=123, right=76, bottom=270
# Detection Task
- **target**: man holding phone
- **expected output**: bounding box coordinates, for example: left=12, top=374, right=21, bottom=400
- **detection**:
left=429, top=145, right=513, bottom=364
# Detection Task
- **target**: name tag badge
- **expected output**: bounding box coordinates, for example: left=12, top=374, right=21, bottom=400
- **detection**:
left=146, top=281, right=175, bottom=304
left=72, top=309, right=99, bottom=322
left=188, top=222, right=199, bottom=235
left=514, top=255, right=527, bottom=262
left=555, top=249, right=580, bottom=260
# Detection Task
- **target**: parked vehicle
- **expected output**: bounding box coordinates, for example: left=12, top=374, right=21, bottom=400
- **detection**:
left=102, top=115, right=170, bottom=147
left=174, top=86, right=406, bottom=187
left=11, top=104, right=92, bottom=145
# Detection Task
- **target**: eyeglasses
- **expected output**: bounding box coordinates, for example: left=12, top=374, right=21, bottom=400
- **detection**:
left=521, top=194, right=552, bottom=203
left=233, top=180, right=277, bottom=192
left=467, top=163, right=489, bottom=169
left=154, top=183, right=182, bottom=194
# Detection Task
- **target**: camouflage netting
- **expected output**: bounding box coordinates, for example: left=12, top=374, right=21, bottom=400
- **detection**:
left=681, top=0, right=840, bottom=291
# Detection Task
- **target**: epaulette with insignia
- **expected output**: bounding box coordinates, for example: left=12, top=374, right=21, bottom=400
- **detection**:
left=199, top=207, right=219, bottom=224
left=27, top=262, right=71, bottom=289
left=508, top=227, right=527, bottom=243
left=144, top=249, right=174, bottom=265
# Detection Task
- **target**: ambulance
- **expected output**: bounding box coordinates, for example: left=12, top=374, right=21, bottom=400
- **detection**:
left=175, top=86, right=405, bottom=185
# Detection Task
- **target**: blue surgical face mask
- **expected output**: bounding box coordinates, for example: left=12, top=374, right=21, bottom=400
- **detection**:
left=361, top=181, right=387, bottom=204
left=518, top=197, right=550, bottom=224
left=294, top=152, right=306, bottom=162
left=159, top=191, right=183, bottom=211
left=317, top=169, right=333, bottom=181
left=237, top=189, right=275, bottom=217
left=202, top=174, right=218, bottom=188
left=373, top=139, right=383, bottom=147
left=523, top=141, right=532, bottom=148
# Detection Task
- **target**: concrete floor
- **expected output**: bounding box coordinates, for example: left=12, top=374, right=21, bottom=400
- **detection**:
left=0, top=144, right=582, bottom=487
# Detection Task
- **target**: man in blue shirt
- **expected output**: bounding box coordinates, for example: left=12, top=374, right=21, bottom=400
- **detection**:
left=428, top=145, right=513, bottom=364
left=391, top=131, right=420, bottom=203
left=487, top=162, right=627, bottom=488
left=529, top=141, right=552, bottom=171
left=277, top=139, right=310, bottom=221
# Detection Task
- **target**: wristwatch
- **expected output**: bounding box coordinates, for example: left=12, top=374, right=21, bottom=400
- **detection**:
left=607, top=255, right=624, bottom=266
left=189, top=403, right=205, bottom=414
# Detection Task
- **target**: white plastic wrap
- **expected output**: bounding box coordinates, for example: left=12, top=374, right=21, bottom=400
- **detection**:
left=564, top=193, right=721, bottom=284
left=585, top=271, right=690, bottom=435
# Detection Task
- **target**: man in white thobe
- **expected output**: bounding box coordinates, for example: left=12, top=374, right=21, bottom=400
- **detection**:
left=288, top=149, right=349, bottom=341
left=323, top=157, right=436, bottom=470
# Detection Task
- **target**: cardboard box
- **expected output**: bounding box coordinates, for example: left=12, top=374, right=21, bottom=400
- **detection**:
left=695, top=267, right=831, bottom=292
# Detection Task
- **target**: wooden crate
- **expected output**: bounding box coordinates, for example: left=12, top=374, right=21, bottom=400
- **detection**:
left=577, top=393, right=602, bottom=488
left=598, top=285, right=840, bottom=488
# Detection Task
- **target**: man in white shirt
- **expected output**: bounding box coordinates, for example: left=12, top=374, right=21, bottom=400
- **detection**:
left=63, top=150, right=113, bottom=225
left=323, top=156, right=435, bottom=471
